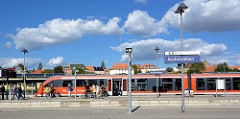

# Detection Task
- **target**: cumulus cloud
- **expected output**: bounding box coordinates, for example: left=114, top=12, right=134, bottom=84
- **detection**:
left=4, top=42, right=12, bottom=48
left=135, top=0, right=147, bottom=4
left=47, top=57, right=66, bottom=66
left=110, top=38, right=226, bottom=61
left=124, top=10, right=168, bottom=37
left=0, top=58, right=41, bottom=68
left=11, top=17, right=124, bottom=50
left=161, top=0, right=240, bottom=32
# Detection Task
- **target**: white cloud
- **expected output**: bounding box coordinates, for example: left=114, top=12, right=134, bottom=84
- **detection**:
left=161, top=0, right=240, bottom=32
left=124, top=10, right=168, bottom=37
left=4, top=42, right=12, bottom=48
left=47, top=57, right=66, bottom=66
left=110, top=38, right=226, bottom=61
left=0, top=58, right=41, bottom=68
left=11, top=17, right=124, bottom=50
left=135, top=0, right=147, bottom=4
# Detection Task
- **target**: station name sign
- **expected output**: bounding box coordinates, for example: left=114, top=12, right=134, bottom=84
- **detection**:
left=149, top=71, right=166, bottom=75
left=164, top=51, right=201, bottom=63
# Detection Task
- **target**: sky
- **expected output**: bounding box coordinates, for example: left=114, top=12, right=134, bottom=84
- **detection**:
left=0, top=0, right=240, bottom=69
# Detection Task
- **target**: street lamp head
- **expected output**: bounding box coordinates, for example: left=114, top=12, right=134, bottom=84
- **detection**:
left=21, top=49, right=28, bottom=53
left=75, top=70, right=79, bottom=73
left=73, top=67, right=76, bottom=70
left=126, top=48, right=132, bottom=53
left=175, top=3, right=188, bottom=14
left=155, top=47, right=160, bottom=52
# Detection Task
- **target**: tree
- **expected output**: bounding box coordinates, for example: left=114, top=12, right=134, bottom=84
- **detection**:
left=37, top=63, right=42, bottom=70
left=17, top=63, right=26, bottom=70
left=187, top=62, right=205, bottom=74
left=214, top=62, right=230, bottom=72
left=42, top=69, right=53, bottom=73
left=101, top=61, right=106, bottom=69
left=231, top=68, right=240, bottom=72
left=166, top=67, right=173, bottom=72
left=54, top=66, right=64, bottom=73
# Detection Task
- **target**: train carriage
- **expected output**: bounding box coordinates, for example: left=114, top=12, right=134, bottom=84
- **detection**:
left=35, top=73, right=240, bottom=97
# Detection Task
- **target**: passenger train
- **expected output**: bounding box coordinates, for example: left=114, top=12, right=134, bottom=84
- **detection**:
left=35, top=73, right=240, bottom=97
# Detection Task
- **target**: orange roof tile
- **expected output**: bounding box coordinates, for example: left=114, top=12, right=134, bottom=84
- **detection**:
left=85, top=66, right=94, bottom=71
left=110, top=63, right=133, bottom=70
left=32, top=70, right=43, bottom=74
left=142, top=63, right=157, bottom=69
left=229, top=66, right=240, bottom=69
left=202, top=65, right=217, bottom=73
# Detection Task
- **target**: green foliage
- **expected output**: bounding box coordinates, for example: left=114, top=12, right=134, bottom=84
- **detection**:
left=42, top=69, right=53, bottom=73
left=214, top=62, right=230, bottom=72
left=54, top=66, right=64, bottom=73
left=166, top=67, right=173, bottom=72
left=101, top=61, right=106, bottom=69
left=132, top=64, right=141, bottom=74
left=17, top=63, right=25, bottom=70
left=187, top=62, right=205, bottom=74
left=231, top=68, right=240, bottom=72
left=37, top=63, right=42, bottom=70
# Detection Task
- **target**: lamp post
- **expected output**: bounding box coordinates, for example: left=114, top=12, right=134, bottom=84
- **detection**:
left=175, top=2, right=188, bottom=113
left=155, top=47, right=160, bottom=97
left=73, top=67, right=79, bottom=98
left=21, top=49, right=28, bottom=99
left=126, top=48, right=132, bottom=113
left=223, top=66, right=226, bottom=73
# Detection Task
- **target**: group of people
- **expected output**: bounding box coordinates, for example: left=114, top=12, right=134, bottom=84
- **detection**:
left=44, top=84, right=55, bottom=99
left=85, top=83, right=106, bottom=99
left=0, top=83, right=24, bottom=100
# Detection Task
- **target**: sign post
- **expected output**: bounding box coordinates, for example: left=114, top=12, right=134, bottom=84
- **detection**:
left=164, top=51, right=200, bottom=112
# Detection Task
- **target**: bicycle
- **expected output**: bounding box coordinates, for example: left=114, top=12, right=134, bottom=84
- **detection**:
left=81, top=90, right=93, bottom=99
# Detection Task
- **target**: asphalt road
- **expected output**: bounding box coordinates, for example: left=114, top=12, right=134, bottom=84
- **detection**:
left=0, top=106, right=240, bottom=119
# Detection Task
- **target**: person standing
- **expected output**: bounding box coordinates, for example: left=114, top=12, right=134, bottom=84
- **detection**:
left=92, top=84, right=96, bottom=99
left=17, top=84, right=24, bottom=100
left=50, top=83, right=55, bottom=98
left=85, top=83, right=90, bottom=98
left=101, top=85, right=106, bottom=97
left=96, top=84, right=99, bottom=99
left=45, top=85, right=51, bottom=99
left=68, top=83, right=72, bottom=97
left=0, top=84, right=5, bottom=100
left=12, top=84, right=18, bottom=100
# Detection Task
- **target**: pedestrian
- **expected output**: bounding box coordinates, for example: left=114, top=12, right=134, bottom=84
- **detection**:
left=101, top=85, right=105, bottom=97
left=92, top=84, right=96, bottom=99
left=68, top=83, right=72, bottom=97
left=45, top=85, right=51, bottom=99
left=50, top=83, right=55, bottom=98
left=12, top=84, right=18, bottom=100
left=96, top=84, right=99, bottom=98
left=85, top=83, right=90, bottom=98
left=0, top=84, right=5, bottom=100
left=17, top=84, right=24, bottom=100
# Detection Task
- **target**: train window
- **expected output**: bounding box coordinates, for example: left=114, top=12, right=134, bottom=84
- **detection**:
left=233, top=78, right=240, bottom=90
left=162, top=78, right=173, bottom=91
left=88, top=80, right=97, bottom=86
left=62, top=80, right=72, bottom=87
left=137, top=79, right=147, bottom=91
left=53, top=80, right=63, bottom=87
left=196, top=79, right=205, bottom=90
left=77, top=80, right=86, bottom=86
left=100, top=79, right=104, bottom=86
left=175, top=79, right=181, bottom=91
left=207, top=79, right=216, bottom=90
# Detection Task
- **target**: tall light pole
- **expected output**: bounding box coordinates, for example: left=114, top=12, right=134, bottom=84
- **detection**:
left=21, top=49, right=28, bottom=99
left=175, top=2, right=188, bottom=113
left=155, top=47, right=160, bottom=97
left=73, top=67, right=79, bottom=99
left=126, top=48, right=132, bottom=113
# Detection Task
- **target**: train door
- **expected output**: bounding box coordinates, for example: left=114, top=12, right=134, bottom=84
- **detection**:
left=112, top=78, right=122, bottom=96
left=122, top=79, right=127, bottom=95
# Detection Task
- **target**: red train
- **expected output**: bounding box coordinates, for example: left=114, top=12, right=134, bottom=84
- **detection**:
left=35, top=73, right=240, bottom=97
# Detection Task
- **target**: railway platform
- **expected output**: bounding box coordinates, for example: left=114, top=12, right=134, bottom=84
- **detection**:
left=0, top=95, right=239, bottom=108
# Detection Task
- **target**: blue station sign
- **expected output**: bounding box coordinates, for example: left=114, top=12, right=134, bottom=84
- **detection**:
left=164, top=55, right=200, bottom=63
left=149, top=71, right=166, bottom=75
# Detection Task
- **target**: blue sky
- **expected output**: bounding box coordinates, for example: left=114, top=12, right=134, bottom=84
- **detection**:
left=0, top=0, right=240, bottom=69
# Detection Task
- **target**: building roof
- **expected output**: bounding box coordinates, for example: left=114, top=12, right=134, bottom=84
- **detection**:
left=134, top=64, right=142, bottom=69
left=94, top=67, right=104, bottom=71
left=32, top=70, right=43, bottom=74
left=202, top=60, right=210, bottom=66
left=202, top=65, right=217, bottom=73
left=142, top=64, right=157, bottom=69
left=110, top=63, right=132, bottom=70
left=85, top=66, right=94, bottom=72
left=229, top=66, right=240, bottom=69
